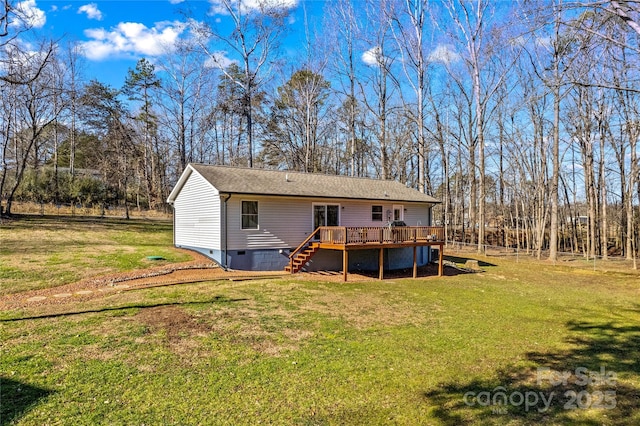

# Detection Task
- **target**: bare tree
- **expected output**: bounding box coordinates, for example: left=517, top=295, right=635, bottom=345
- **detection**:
left=0, top=1, right=53, bottom=86
left=63, top=41, right=84, bottom=179
left=191, top=0, right=291, bottom=168
left=1, top=0, right=10, bottom=39
left=441, top=0, right=517, bottom=251
left=518, top=0, right=585, bottom=261
left=155, top=39, right=216, bottom=175
left=0, top=41, right=63, bottom=215
left=325, top=0, right=363, bottom=176
left=358, top=0, right=399, bottom=180
left=391, top=0, right=434, bottom=193
left=604, top=0, right=640, bottom=36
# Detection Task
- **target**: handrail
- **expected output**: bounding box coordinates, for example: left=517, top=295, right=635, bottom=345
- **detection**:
left=288, top=227, right=322, bottom=274
left=314, top=226, right=444, bottom=245
left=289, top=227, right=321, bottom=260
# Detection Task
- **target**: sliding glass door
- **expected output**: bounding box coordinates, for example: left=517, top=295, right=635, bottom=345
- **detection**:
left=313, top=204, right=340, bottom=231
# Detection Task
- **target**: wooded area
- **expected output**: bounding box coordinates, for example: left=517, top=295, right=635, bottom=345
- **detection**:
left=1, top=0, right=639, bottom=262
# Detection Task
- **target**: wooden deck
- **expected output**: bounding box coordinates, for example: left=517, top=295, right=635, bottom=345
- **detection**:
left=287, top=226, right=445, bottom=281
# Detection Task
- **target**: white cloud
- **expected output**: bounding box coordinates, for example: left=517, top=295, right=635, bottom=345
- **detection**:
left=11, top=0, right=46, bottom=29
left=204, top=51, right=237, bottom=69
left=208, top=0, right=298, bottom=15
left=535, top=36, right=552, bottom=49
left=78, top=3, right=103, bottom=21
left=428, top=44, right=461, bottom=65
left=0, top=40, right=50, bottom=73
left=170, top=0, right=186, bottom=3
left=362, top=46, right=389, bottom=67
left=80, top=21, right=187, bottom=61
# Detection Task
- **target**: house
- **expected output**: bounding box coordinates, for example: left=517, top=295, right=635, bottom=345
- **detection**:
left=167, top=164, right=444, bottom=280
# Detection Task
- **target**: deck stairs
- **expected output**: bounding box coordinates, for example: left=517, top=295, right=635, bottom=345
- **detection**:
left=285, top=243, right=320, bottom=273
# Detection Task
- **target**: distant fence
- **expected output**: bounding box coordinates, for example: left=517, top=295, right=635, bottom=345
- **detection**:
left=5, top=201, right=172, bottom=220
left=445, top=240, right=639, bottom=274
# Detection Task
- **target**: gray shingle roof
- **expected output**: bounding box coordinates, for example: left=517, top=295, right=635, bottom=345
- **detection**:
left=189, top=164, right=440, bottom=204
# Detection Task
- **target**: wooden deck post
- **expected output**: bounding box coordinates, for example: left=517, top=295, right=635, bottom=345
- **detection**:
left=438, top=244, right=444, bottom=277
left=413, top=246, right=417, bottom=278
left=379, top=248, right=384, bottom=280
left=343, top=249, right=348, bottom=282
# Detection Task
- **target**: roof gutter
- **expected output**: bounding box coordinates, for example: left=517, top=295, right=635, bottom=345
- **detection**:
left=210, top=191, right=441, bottom=204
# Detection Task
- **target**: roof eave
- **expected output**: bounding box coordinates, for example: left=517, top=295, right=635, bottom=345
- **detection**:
left=209, top=189, right=440, bottom=204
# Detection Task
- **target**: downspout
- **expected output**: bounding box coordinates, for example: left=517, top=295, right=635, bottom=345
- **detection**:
left=220, top=193, right=231, bottom=270
left=171, top=202, right=175, bottom=246
left=167, top=199, right=176, bottom=246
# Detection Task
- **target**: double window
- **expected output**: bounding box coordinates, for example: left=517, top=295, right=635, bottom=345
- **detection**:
left=241, top=200, right=259, bottom=229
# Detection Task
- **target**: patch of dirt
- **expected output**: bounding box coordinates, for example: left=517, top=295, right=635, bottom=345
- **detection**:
left=0, top=249, right=284, bottom=310
left=136, top=305, right=212, bottom=343
left=133, top=303, right=307, bottom=357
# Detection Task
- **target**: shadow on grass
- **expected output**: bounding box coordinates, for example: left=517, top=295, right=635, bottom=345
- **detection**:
left=443, top=255, right=496, bottom=267
left=0, top=296, right=248, bottom=323
left=423, top=317, right=640, bottom=425
left=352, top=262, right=475, bottom=279
left=0, top=377, right=54, bottom=426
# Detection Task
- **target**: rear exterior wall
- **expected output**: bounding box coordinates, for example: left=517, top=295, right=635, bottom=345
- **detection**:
left=223, top=195, right=432, bottom=271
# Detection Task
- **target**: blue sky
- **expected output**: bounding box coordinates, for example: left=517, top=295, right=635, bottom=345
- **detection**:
left=16, top=0, right=323, bottom=87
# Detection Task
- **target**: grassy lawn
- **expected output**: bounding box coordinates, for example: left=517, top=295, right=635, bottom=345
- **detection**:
left=1, top=217, right=639, bottom=425
left=0, top=215, right=191, bottom=296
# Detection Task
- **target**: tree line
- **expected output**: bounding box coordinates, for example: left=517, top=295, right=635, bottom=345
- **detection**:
left=1, top=0, right=639, bottom=262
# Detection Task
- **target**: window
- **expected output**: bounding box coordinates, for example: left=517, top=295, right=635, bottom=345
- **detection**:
left=241, top=201, right=258, bottom=229
left=393, top=204, right=404, bottom=221
left=372, top=205, right=383, bottom=222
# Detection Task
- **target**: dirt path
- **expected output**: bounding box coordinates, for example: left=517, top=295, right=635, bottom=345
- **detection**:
left=0, top=247, right=448, bottom=311
left=0, top=251, right=283, bottom=310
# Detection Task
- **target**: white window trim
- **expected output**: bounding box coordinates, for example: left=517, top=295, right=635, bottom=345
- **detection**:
left=393, top=204, right=404, bottom=221
left=311, top=202, right=341, bottom=229
left=371, top=205, right=384, bottom=222
left=241, top=200, right=259, bottom=230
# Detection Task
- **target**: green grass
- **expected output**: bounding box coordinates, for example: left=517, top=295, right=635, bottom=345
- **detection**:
left=0, top=215, right=191, bottom=295
left=1, top=216, right=639, bottom=425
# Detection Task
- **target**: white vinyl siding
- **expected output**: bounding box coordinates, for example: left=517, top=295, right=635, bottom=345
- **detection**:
left=403, top=203, right=431, bottom=226
left=341, top=201, right=430, bottom=227
left=173, top=171, right=221, bottom=250
left=341, top=201, right=394, bottom=225
left=226, top=196, right=310, bottom=250
left=225, top=197, right=433, bottom=250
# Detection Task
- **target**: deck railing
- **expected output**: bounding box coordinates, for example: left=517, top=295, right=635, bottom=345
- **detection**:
left=317, top=226, right=444, bottom=245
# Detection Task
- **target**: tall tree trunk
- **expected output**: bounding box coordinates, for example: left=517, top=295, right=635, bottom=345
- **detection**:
left=598, top=115, right=608, bottom=260
left=548, top=10, right=561, bottom=261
